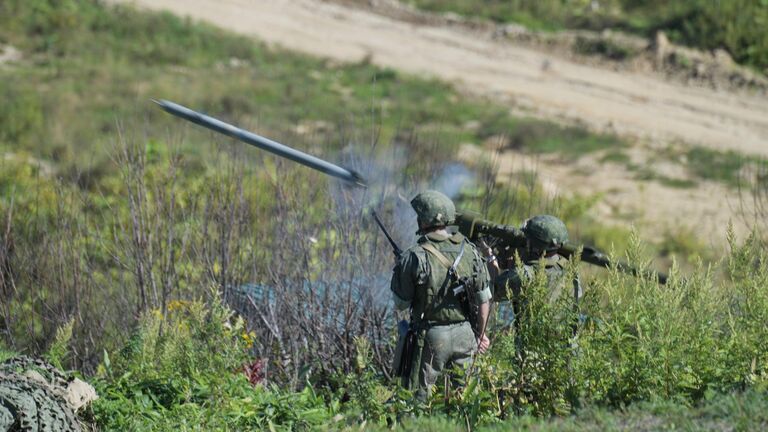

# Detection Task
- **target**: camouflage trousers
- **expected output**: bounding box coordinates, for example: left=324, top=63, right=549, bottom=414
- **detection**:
left=413, top=321, right=477, bottom=401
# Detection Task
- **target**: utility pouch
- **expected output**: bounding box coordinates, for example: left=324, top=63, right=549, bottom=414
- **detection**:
left=422, top=241, right=470, bottom=321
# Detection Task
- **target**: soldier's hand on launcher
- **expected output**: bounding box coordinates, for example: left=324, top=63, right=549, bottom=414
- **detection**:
left=478, top=238, right=500, bottom=276
left=477, top=238, right=493, bottom=257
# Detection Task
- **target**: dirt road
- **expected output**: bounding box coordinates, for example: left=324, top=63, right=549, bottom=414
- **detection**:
left=115, top=0, right=767, bottom=157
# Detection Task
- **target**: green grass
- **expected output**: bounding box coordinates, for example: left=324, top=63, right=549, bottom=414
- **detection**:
left=0, top=345, right=17, bottom=363
left=644, top=146, right=762, bottom=188
left=512, top=121, right=624, bottom=158
left=657, top=176, right=699, bottom=189
left=602, top=145, right=761, bottom=190
left=86, top=232, right=768, bottom=430
left=1, top=1, right=767, bottom=430
left=686, top=147, right=751, bottom=187
left=599, top=149, right=631, bottom=164
left=377, top=391, right=768, bottom=431
left=631, top=166, right=699, bottom=189
left=408, top=0, right=570, bottom=31
left=408, top=0, right=768, bottom=73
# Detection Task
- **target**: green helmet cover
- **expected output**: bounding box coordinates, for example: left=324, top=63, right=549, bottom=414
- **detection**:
left=410, top=190, right=456, bottom=229
left=522, top=215, right=568, bottom=250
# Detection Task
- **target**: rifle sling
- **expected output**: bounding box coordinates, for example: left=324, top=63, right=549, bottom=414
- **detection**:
left=421, top=242, right=463, bottom=279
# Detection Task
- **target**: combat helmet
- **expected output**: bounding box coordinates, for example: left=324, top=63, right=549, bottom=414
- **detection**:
left=410, top=190, right=456, bottom=230
left=522, top=215, right=568, bottom=251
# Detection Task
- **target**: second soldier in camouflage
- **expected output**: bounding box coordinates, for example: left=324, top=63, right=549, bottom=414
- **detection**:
left=482, top=215, right=582, bottom=324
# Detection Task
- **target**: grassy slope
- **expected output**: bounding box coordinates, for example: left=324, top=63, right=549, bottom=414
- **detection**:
left=0, top=0, right=626, bottom=176
left=0, top=0, right=744, bottom=361
left=0, top=0, right=656, bottom=278
left=0, top=0, right=634, bottom=368
left=408, top=0, right=768, bottom=73
left=0, top=0, right=753, bottom=226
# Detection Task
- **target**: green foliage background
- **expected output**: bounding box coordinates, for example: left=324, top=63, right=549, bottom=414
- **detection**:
left=0, top=0, right=766, bottom=430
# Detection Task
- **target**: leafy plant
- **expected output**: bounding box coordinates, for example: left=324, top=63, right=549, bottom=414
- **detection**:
left=45, top=317, right=74, bottom=370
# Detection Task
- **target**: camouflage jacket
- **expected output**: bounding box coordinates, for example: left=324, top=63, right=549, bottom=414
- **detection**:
left=493, top=254, right=582, bottom=304
left=390, top=231, right=491, bottom=325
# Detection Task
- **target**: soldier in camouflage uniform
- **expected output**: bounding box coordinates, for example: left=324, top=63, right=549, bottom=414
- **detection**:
left=481, top=215, right=582, bottom=322
left=391, top=190, right=492, bottom=400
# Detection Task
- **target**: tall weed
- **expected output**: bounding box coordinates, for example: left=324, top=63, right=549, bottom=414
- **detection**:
left=420, top=230, right=768, bottom=427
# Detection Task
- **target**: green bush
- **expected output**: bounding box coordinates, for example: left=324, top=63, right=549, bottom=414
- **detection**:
left=84, top=231, right=768, bottom=430
left=92, top=294, right=336, bottom=431
left=0, top=82, right=44, bottom=145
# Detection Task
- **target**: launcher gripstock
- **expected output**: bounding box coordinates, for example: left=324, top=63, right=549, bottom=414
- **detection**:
left=455, top=212, right=668, bottom=285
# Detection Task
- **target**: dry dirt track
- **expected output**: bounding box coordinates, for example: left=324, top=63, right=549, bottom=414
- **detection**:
left=115, top=0, right=768, bottom=157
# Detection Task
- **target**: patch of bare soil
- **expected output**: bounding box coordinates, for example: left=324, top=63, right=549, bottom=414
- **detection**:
left=0, top=44, right=21, bottom=65
left=458, top=142, right=755, bottom=245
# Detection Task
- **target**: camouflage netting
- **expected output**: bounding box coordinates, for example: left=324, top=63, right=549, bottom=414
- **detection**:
left=0, top=356, right=96, bottom=432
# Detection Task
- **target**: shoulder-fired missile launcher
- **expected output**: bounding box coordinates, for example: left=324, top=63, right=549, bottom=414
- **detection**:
left=455, top=212, right=668, bottom=284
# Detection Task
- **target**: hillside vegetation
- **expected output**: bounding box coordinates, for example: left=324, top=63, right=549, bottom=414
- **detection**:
left=0, top=0, right=652, bottom=362
left=1, top=0, right=767, bottom=430
left=409, top=0, right=768, bottom=73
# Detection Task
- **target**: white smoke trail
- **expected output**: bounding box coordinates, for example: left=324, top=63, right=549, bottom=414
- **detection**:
left=433, top=162, right=475, bottom=200
left=389, top=161, right=476, bottom=246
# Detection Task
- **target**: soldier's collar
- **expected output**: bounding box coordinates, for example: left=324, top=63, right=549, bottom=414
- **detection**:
left=424, top=231, right=451, bottom=242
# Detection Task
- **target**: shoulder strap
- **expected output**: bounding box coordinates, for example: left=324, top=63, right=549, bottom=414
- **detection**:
left=421, top=241, right=464, bottom=279
left=417, top=240, right=467, bottom=323
left=421, top=242, right=453, bottom=269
